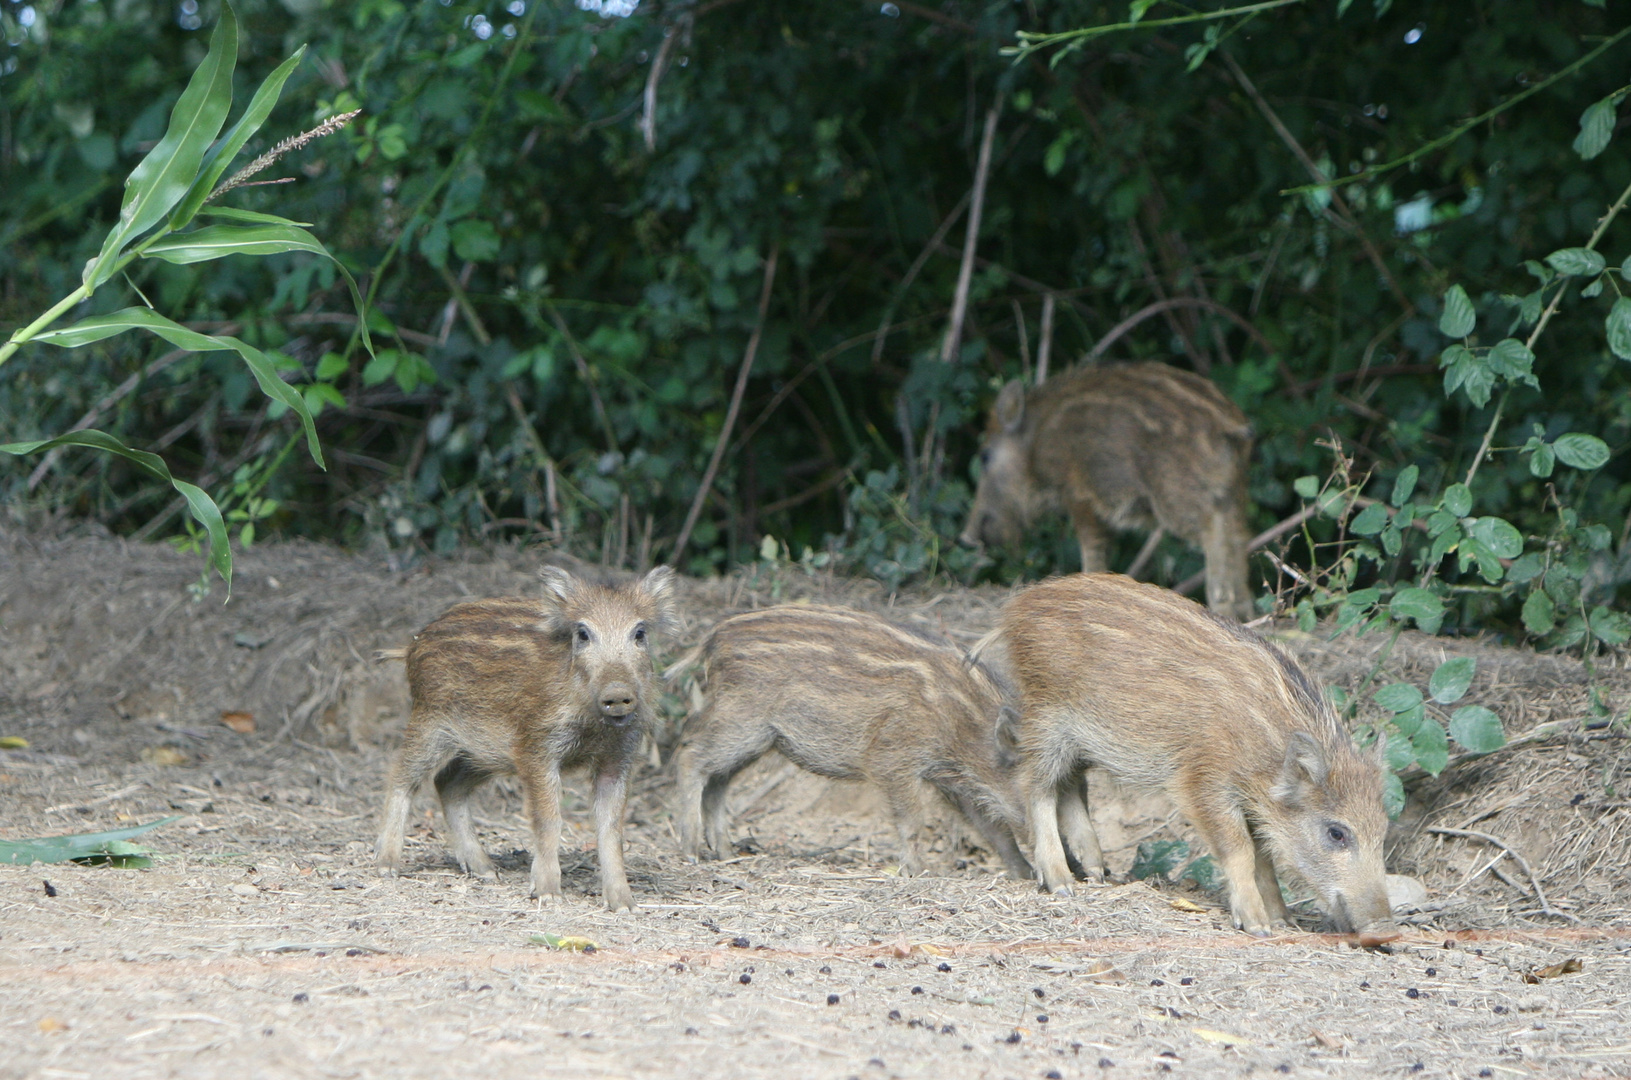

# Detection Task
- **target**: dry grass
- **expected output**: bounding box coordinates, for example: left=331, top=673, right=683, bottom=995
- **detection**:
left=1, top=525, right=1628, bottom=1078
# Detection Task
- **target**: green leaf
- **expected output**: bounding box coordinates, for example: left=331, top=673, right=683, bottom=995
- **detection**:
left=143, top=223, right=330, bottom=263
left=1389, top=587, right=1444, bottom=625
left=1588, top=606, right=1631, bottom=646
left=1508, top=553, right=1544, bottom=584
left=450, top=219, right=502, bottom=262
left=1293, top=474, right=1321, bottom=499
left=1350, top=502, right=1390, bottom=536
left=1609, top=298, right=1631, bottom=361
left=170, top=44, right=307, bottom=228
left=86, top=3, right=239, bottom=291
left=197, top=206, right=314, bottom=227
left=362, top=349, right=400, bottom=386
left=1390, top=703, right=1425, bottom=741
left=1486, top=338, right=1534, bottom=381
left=1438, top=284, right=1475, bottom=338
left=1390, top=465, right=1419, bottom=507
left=1448, top=705, right=1505, bottom=754
left=0, top=816, right=183, bottom=866
left=1529, top=442, right=1556, bottom=478
left=1443, top=483, right=1472, bottom=517
left=1373, top=682, right=1424, bottom=713
left=316, top=352, right=348, bottom=380
left=1553, top=433, right=1610, bottom=470
left=1546, top=247, right=1606, bottom=277
left=1412, top=718, right=1450, bottom=776
left=0, top=431, right=231, bottom=583
left=1381, top=770, right=1405, bottom=820
left=1428, top=657, right=1476, bottom=704
left=1573, top=92, right=1620, bottom=161
left=1427, top=524, right=1460, bottom=567
left=1440, top=345, right=1494, bottom=407
left=303, top=382, right=346, bottom=415
left=34, top=308, right=324, bottom=471
left=1467, top=516, right=1524, bottom=559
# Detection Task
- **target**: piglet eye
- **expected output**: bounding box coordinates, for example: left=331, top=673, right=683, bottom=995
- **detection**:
left=633, top=625, right=647, bottom=644
left=575, top=625, right=591, bottom=644
left=979, top=448, right=992, bottom=467
left=1326, top=824, right=1350, bottom=847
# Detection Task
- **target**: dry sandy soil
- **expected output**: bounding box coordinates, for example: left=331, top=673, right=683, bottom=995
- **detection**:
left=1, top=528, right=1628, bottom=1080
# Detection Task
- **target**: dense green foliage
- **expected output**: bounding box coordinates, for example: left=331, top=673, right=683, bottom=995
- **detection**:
left=2, top=0, right=1628, bottom=644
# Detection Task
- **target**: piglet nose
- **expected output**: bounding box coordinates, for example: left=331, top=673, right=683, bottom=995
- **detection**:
left=600, top=682, right=636, bottom=718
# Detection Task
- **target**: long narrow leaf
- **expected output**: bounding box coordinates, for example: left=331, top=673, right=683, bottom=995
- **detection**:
left=34, top=308, right=326, bottom=470
left=170, top=45, right=308, bottom=229
left=143, top=223, right=331, bottom=263
left=85, top=3, right=238, bottom=291
left=0, top=816, right=183, bottom=866
left=0, top=432, right=231, bottom=582
left=199, top=206, right=314, bottom=227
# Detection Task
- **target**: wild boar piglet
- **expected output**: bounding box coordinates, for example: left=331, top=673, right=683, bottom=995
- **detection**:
left=374, top=565, right=674, bottom=911
left=999, top=573, right=1397, bottom=941
left=669, top=606, right=1032, bottom=878
left=960, top=363, right=1255, bottom=619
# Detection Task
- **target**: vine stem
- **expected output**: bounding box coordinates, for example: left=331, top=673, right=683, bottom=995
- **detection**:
left=1463, top=174, right=1631, bottom=489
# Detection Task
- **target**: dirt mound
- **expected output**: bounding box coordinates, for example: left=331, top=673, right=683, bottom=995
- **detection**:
left=3, top=526, right=1629, bottom=1077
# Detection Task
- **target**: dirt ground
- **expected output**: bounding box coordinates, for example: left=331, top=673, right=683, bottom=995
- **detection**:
left=2, top=527, right=1629, bottom=1079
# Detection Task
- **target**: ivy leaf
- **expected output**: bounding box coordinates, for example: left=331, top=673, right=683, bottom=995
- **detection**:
left=1350, top=502, right=1390, bottom=536
left=1373, top=682, right=1424, bottom=713
left=1573, top=91, right=1620, bottom=161
left=1553, top=433, right=1610, bottom=470
left=1529, top=442, right=1556, bottom=478
left=1486, top=338, right=1535, bottom=381
left=1448, top=705, right=1505, bottom=753
left=1606, top=297, right=1631, bottom=361
left=1381, top=771, right=1405, bottom=820
left=1428, top=657, right=1476, bottom=704
left=1391, top=464, right=1419, bottom=507
left=1522, top=588, right=1557, bottom=635
left=1588, top=606, right=1631, bottom=646
left=1545, top=248, right=1606, bottom=277
left=1412, top=718, right=1450, bottom=776
left=1389, top=587, right=1444, bottom=625
left=1443, top=483, right=1473, bottom=517
left=1438, top=284, right=1475, bottom=338
left=1467, top=516, right=1523, bottom=559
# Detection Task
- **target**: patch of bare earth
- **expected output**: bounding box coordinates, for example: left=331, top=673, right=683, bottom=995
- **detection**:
left=2, top=527, right=1628, bottom=1079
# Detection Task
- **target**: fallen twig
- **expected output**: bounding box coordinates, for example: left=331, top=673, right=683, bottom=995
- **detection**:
left=1425, top=825, right=1581, bottom=923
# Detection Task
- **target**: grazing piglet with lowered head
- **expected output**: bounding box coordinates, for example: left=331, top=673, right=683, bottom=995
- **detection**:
left=668, top=606, right=1033, bottom=878
left=959, top=363, right=1255, bottom=619
left=999, top=573, right=1397, bottom=941
left=374, top=565, right=674, bottom=911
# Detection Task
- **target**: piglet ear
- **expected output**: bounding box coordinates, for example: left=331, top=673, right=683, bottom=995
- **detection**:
left=639, top=565, right=677, bottom=628
left=1272, top=731, right=1329, bottom=806
left=540, top=566, right=579, bottom=608
left=994, top=379, right=1026, bottom=433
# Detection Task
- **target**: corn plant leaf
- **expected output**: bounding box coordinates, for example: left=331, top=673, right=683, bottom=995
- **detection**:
left=86, top=3, right=238, bottom=290
left=197, top=206, right=314, bottom=227
left=34, top=308, right=324, bottom=470
left=0, top=816, right=182, bottom=866
left=170, top=44, right=308, bottom=229
left=0, top=430, right=231, bottom=583
left=143, top=223, right=330, bottom=263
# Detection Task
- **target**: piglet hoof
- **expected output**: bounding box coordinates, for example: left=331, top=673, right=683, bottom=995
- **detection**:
left=1049, top=883, right=1074, bottom=898
left=1357, top=923, right=1402, bottom=948
left=375, top=862, right=399, bottom=879
left=603, top=886, right=635, bottom=912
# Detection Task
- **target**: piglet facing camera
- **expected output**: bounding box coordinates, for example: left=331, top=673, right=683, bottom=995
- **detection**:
left=374, top=565, right=675, bottom=911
